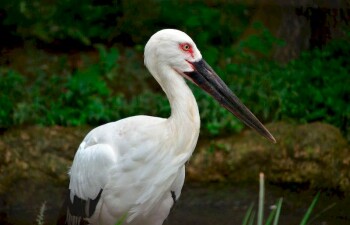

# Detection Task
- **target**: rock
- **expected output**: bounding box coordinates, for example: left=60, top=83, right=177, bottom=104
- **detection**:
left=0, top=125, right=90, bottom=224
left=187, top=122, right=350, bottom=193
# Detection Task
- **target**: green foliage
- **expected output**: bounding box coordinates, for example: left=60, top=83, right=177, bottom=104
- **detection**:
left=238, top=22, right=285, bottom=58
left=0, top=7, right=350, bottom=135
left=95, top=44, right=120, bottom=80
left=0, top=1, right=250, bottom=47
left=243, top=174, right=321, bottom=225
left=0, top=46, right=119, bottom=127
left=300, top=192, right=320, bottom=225
left=114, top=213, right=127, bottom=225
left=1, top=34, right=349, bottom=137
left=0, top=68, right=25, bottom=126
left=2, top=0, right=119, bottom=45
left=269, top=198, right=283, bottom=225
left=206, top=24, right=350, bottom=136
left=274, top=39, right=350, bottom=133
left=158, top=1, right=249, bottom=48
left=0, top=45, right=171, bottom=128
left=193, top=87, right=244, bottom=135
left=242, top=203, right=255, bottom=225
left=191, top=22, right=285, bottom=135
left=52, top=66, right=111, bottom=125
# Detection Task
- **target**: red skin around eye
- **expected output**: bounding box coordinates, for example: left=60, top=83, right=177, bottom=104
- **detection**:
left=179, top=43, right=194, bottom=58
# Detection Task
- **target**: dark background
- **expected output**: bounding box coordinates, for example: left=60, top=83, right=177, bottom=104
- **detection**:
left=0, top=1, right=350, bottom=224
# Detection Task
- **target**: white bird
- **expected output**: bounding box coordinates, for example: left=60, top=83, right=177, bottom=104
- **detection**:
left=58, top=29, right=276, bottom=225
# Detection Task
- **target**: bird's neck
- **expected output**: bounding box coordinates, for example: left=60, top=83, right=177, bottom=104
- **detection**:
left=155, top=65, right=200, bottom=146
left=168, top=82, right=200, bottom=128
left=158, top=66, right=200, bottom=125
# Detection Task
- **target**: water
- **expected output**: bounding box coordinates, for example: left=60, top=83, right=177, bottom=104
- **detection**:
left=1, top=182, right=349, bottom=225
left=166, top=183, right=350, bottom=225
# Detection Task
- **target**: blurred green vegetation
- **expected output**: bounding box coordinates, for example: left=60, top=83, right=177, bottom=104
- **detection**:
left=0, top=0, right=249, bottom=47
left=0, top=0, right=349, bottom=138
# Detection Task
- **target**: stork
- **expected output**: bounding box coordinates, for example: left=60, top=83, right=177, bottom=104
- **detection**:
left=58, top=29, right=275, bottom=225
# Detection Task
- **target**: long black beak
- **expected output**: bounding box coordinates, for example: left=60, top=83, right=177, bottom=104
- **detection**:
left=184, top=59, right=276, bottom=143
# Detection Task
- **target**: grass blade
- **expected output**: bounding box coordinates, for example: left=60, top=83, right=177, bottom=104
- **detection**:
left=115, top=213, right=128, bottom=225
left=242, top=203, right=255, bottom=225
left=273, top=198, right=283, bottom=225
left=264, top=207, right=276, bottom=225
left=300, top=192, right=320, bottom=225
left=306, top=202, right=336, bottom=225
left=248, top=210, right=256, bottom=225
left=258, top=173, right=265, bottom=225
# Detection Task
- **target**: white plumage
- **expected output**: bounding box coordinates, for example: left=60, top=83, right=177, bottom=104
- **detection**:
left=63, top=29, right=275, bottom=225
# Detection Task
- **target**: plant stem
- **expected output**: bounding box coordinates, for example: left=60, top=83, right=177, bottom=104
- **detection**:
left=258, top=172, right=264, bottom=225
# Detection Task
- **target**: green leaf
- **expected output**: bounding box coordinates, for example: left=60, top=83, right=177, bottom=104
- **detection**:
left=272, top=198, right=283, bottom=225
left=115, top=213, right=128, bottom=225
left=242, top=203, right=255, bottom=225
left=300, top=192, right=320, bottom=225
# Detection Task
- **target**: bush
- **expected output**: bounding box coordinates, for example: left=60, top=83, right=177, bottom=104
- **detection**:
left=0, top=68, right=25, bottom=127
left=0, top=23, right=348, bottom=138
left=274, top=38, right=350, bottom=133
left=1, top=0, right=119, bottom=46
left=0, top=1, right=250, bottom=47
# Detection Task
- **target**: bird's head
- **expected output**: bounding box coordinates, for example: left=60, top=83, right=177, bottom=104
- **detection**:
left=144, top=29, right=276, bottom=143
left=144, top=29, right=202, bottom=76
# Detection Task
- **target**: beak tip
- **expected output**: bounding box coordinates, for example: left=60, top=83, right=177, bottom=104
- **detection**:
left=267, top=134, right=277, bottom=143
left=271, top=137, right=277, bottom=144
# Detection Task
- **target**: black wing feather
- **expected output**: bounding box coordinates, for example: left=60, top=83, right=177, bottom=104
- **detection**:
left=56, top=189, right=103, bottom=225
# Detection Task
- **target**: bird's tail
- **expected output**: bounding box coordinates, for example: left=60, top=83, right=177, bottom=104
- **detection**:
left=56, top=189, right=88, bottom=225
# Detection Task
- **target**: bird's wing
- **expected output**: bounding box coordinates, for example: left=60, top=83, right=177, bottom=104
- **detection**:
left=69, top=141, right=117, bottom=200
left=170, top=165, right=185, bottom=202
left=92, top=117, right=192, bottom=223
left=63, top=116, right=193, bottom=224
left=105, top=149, right=188, bottom=223
left=67, top=140, right=117, bottom=223
left=128, top=152, right=188, bottom=221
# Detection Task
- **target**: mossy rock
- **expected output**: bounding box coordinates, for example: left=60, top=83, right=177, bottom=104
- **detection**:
left=187, top=122, right=350, bottom=193
left=0, top=125, right=90, bottom=219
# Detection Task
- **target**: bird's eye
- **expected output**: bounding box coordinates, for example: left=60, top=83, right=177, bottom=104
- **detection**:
left=180, top=43, right=191, bottom=51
